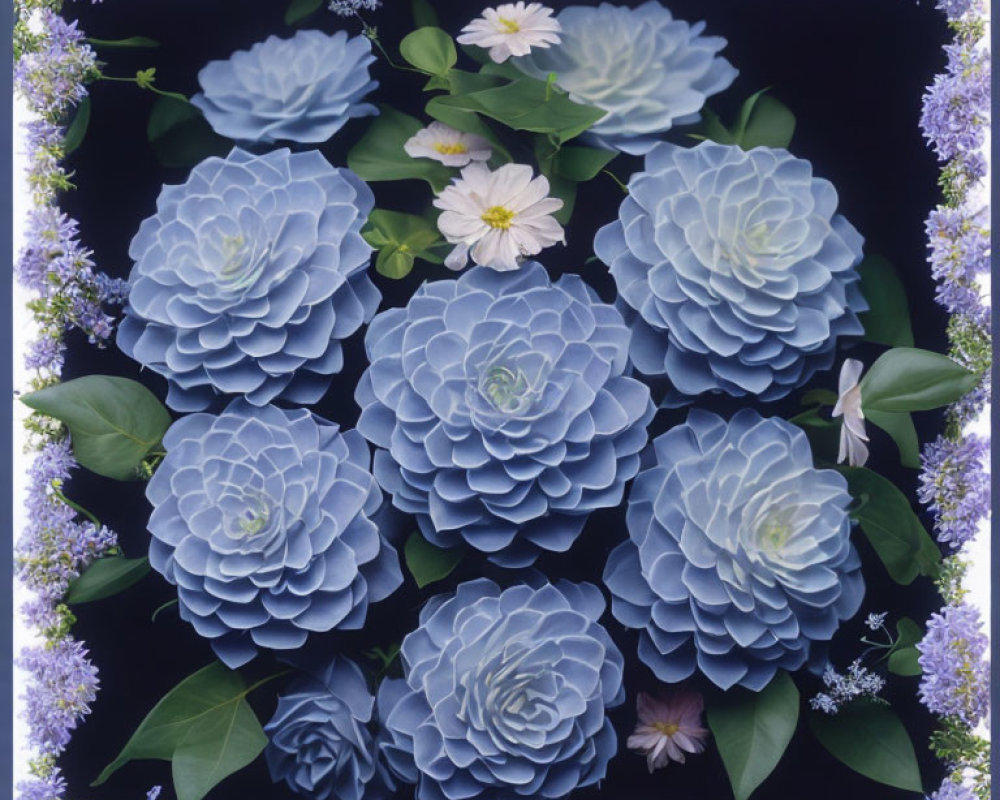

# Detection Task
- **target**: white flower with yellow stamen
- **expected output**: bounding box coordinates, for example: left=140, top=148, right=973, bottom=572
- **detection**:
left=434, top=162, right=565, bottom=271
left=457, top=2, right=562, bottom=64
left=403, top=121, right=493, bottom=167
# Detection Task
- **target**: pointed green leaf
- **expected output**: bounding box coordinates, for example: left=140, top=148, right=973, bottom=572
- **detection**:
left=404, top=531, right=464, bottom=588
left=740, top=94, right=796, bottom=150
left=866, top=409, right=920, bottom=469
left=62, top=96, right=91, bottom=155
left=839, top=466, right=940, bottom=584
left=707, top=671, right=799, bottom=800
left=412, top=0, right=440, bottom=28
left=87, top=36, right=161, bottom=49
left=552, top=146, right=617, bottom=182
left=348, top=106, right=456, bottom=191
left=888, top=618, right=924, bottom=677
left=66, top=556, right=150, bottom=605
left=801, top=388, right=839, bottom=407
left=21, top=376, right=172, bottom=481
left=284, top=0, right=322, bottom=26
left=860, top=347, right=979, bottom=413
left=809, top=701, right=923, bottom=792
left=147, top=95, right=230, bottom=169
left=400, top=27, right=457, bottom=76
left=858, top=255, right=915, bottom=347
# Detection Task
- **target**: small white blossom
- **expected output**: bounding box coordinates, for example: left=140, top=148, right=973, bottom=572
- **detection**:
left=457, top=2, right=562, bottom=64
left=434, top=162, right=564, bottom=271
left=832, top=358, right=869, bottom=467
left=403, top=121, right=493, bottom=167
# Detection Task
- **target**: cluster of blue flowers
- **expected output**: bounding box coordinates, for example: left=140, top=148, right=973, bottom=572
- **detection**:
left=918, top=434, right=990, bottom=549
left=918, top=602, right=990, bottom=727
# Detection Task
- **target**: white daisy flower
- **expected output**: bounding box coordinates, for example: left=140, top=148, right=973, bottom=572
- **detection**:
left=434, top=162, right=565, bottom=271
left=832, top=358, right=870, bottom=467
left=457, top=2, right=562, bottom=64
left=403, top=121, right=493, bottom=167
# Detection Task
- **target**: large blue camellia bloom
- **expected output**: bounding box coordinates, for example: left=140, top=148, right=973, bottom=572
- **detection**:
left=604, top=409, right=864, bottom=690
left=355, top=262, right=654, bottom=568
left=265, top=656, right=388, bottom=800
left=117, top=147, right=379, bottom=411
left=146, top=399, right=402, bottom=668
left=192, top=30, right=378, bottom=144
left=378, top=579, right=625, bottom=800
left=595, top=142, right=868, bottom=404
left=513, top=2, right=737, bottom=154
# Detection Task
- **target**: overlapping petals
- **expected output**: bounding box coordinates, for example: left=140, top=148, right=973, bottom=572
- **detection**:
left=596, top=142, right=868, bottom=403
left=117, top=147, right=379, bottom=411
left=378, top=580, right=624, bottom=800
left=145, top=400, right=401, bottom=668
left=513, top=1, right=737, bottom=154
left=355, top=262, right=654, bottom=567
left=604, top=409, right=864, bottom=690
left=192, top=30, right=378, bottom=144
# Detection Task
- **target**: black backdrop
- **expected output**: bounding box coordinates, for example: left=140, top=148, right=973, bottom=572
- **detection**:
left=53, top=1, right=951, bottom=798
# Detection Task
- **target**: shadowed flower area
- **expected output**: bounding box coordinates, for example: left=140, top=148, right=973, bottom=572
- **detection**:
left=377, top=579, right=624, bottom=800
left=192, top=29, right=378, bottom=144
left=604, top=409, right=864, bottom=690
left=265, top=656, right=389, bottom=800
left=596, top=142, right=867, bottom=404
left=117, top=147, right=379, bottom=411
left=355, top=262, right=653, bottom=567
left=145, top=399, right=401, bottom=668
left=513, top=1, right=737, bottom=154
left=627, top=689, right=708, bottom=772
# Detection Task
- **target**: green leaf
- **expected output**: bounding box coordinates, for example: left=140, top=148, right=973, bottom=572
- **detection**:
left=860, top=347, right=979, bottom=412
left=858, top=255, right=915, bottom=347
left=432, top=77, right=606, bottom=143
left=362, top=209, right=445, bottom=278
left=888, top=618, right=924, bottom=677
left=707, top=672, right=799, bottom=800
left=839, top=466, right=940, bottom=584
left=86, top=36, right=161, bottom=48
left=400, top=27, right=457, bottom=76
left=866, top=409, right=920, bottom=469
left=62, top=96, right=91, bottom=155
left=147, top=95, right=230, bottom=169
left=347, top=106, right=456, bottom=192
left=696, top=107, right=737, bottom=144
left=284, top=0, right=322, bottom=26
left=21, top=376, right=172, bottom=481
left=66, top=556, right=150, bottom=605
left=412, top=0, right=440, bottom=28
left=404, top=531, right=464, bottom=588
left=171, top=698, right=266, bottom=800
left=551, top=146, right=617, bottom=182
left=94, top=662, right=268, bottom=800
left=809, top=701, right=923, bottom=792
left=739, top=94, right=796, bottom=150
left=801, top=388, right=839, bottom=407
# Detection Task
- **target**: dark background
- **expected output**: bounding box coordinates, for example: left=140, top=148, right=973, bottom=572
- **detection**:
left=54, top=1, right=952, bottom=798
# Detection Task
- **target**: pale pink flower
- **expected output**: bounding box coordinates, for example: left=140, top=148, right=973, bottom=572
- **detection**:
left=627, top=690, right=709, bottom=772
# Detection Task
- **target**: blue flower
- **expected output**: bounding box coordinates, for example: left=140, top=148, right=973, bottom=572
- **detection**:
left=378, top=579, right=624, bottom=800
left=192, top=30, right=378, bottom=144
left=604, top=409, right=864, bottom=690
left=117, top=147, right=379, bottom=411
left=595, top=142, right=868, bottom=404
left=355, top=262, right=653, bottom=568
left=146, top=399, right=402, bottom=668
left=513, top=2, right=737, bottom=154
left=265, top=656, right=388, bottom=800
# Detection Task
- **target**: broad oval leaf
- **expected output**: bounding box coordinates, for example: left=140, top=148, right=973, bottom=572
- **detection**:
left=552, top=145, right=617, bottom=182
left=740, top=94, right=796, bottom=150
left=706, top=671, right=799, bottom=800
left=839, top=466, right=940, bottom=584
left=888, top=618, right=924, bottom=677
left=858, top=255, right=915, bottom=347
left=147, top=95, right=230, bottom=169
left=21, top=375, right=172, bottom=481
left=66, top=556, right=151, bottom=605
left=809, top=702, right=923, bottom=793
left=400, top=27, right=457, bottom=76
left=412, top=0, right=440, bottom=28
left=865, top=409, right=920, bottom=469
left=860, top=347, right=979, bottom=413
left=348, top=106, right=456, bottom=191
left=404, top=531, right=464, bottom=588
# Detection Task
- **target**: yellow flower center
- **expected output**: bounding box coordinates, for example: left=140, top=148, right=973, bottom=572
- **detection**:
left=498, top=16, right=520, bottom=33
left=434, top=142, right=469, bottom=155
left=482, top=206, right=516, bottom=230
left=654, top=722, right=680, bottom=736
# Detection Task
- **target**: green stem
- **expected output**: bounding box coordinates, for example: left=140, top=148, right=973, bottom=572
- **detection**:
left=243, top=669, right=292, bottom=697
left=51, top=484, right=101, bottom=528
left=601, top=169, right=629, bottom=194
left=98, top=74, right=187, bottom=102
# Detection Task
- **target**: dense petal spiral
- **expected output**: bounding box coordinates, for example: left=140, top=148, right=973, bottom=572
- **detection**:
left=595, top=141, right=868, bottom=403
left=378, top=579, right=624, bottom=800
left=513, top=2, right=737, bottom=154
left=145, top=400, right=402, bottom=668
left=117, top=147, right=379, bottom=411
left=604, top=409, right=864, bottom=690
left=192, top=30, right=378, bottom=144
left=355, top=262, right=654, bottom=567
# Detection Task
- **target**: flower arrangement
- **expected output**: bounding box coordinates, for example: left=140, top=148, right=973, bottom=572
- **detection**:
left=12, top=2, right=990, bottom=800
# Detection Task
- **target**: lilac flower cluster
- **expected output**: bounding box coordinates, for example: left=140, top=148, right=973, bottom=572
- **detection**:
left=918, top=434, right=990, bottom=549
left=935, top=0, right=981, bottom=22
left=809, top=659, right=886, bottom=715
left=930, top=779, right=977, bottom=800
left=16, top=765, right=66, bottom=800
left=13, top=10, right=95, bottom=114
left=920, top=43, right=990, bottom=169
left=918, top=602, right=990, bottom=727
left=924, top=207, right=990, bottom=324
left=329, top=0, right=382, bottom=17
